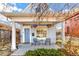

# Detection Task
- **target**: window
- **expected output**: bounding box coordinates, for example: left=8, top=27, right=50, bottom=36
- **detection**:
left=67, top=26, right=69, bottom=34
left=36, top=26, right=47, bottom=38
left=32, top=33, right=34, bottom=36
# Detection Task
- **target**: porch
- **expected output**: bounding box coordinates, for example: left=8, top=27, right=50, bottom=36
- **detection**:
left=0, top=14, right=65, bottom=56
left=0, top=12, right=65, bottom=56
left=0, top=3, right=66, bottom=55
left=10, top=43, right=59, bottom=56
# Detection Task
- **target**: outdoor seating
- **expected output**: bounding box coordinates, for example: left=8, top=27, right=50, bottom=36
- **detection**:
left=33, top=38, right=40, bottom=45
left=39, top=40, right=45, bottom=45
left=45, top=38, right=51, bottom=45
left=33, top=38, right=51, bottom=45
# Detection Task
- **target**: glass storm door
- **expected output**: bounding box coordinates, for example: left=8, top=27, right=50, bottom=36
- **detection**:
left=25, top=28, right=30, bottom=43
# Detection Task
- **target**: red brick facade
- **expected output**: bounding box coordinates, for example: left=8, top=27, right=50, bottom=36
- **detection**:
left=65, top=13, right=79, bottom=37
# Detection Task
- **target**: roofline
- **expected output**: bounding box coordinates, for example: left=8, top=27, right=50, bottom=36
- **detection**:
left=66, top=12, right=79, bottom=20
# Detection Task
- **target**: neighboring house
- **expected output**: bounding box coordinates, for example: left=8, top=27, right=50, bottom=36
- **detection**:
left=65, top=12, right=79, bottom=37
left=0, top=14, right=21, bottom=45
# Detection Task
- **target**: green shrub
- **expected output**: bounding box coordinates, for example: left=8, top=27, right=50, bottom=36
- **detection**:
left=24, top=48, right=65, bottom=56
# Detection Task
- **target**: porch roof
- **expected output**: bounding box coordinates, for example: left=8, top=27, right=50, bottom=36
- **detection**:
left=1, top=8, right=79, bottom=24
left=1, top=12, right=65, bottom=22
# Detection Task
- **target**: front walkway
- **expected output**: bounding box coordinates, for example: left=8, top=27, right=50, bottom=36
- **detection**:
left=10, top=43, right=58, bottom=56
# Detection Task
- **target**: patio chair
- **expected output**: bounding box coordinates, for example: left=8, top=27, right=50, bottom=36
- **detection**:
left=33, top=38, right=40, bottom=45
left=39, top=40, right=44, bottom=45
left=45, top=38, right=51, bottom=45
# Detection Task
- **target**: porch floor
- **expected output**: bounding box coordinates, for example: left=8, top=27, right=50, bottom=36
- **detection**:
left=10, top=43, right=60, bottom=56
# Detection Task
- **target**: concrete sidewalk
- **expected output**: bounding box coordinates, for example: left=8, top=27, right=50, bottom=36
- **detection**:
left=10, top=44, right=31, bottom=56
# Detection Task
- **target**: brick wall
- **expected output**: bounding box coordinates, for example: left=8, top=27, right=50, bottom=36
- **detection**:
left=65, top=13, right=79, bottom=37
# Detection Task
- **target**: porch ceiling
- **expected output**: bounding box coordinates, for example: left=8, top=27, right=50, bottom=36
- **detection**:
left=1, top=13, right=65, bottom=22
left=17, top=21, right=59, bottom=26
left=1, top=13, right=35, bottom=17
left=1, top=12, right=62, bottom=27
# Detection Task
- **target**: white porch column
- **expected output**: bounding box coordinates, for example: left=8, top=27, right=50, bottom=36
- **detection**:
left=20, top=25, right=25, bottom=43
left=62, top=21, right=65, bottom=47
left=11, top=21, right=16, bottom=51
left=21, top=27, right=25, bottom=43
left=30, top=27, right=32, bottom=45
left=54, top=24, right=57, bottom=44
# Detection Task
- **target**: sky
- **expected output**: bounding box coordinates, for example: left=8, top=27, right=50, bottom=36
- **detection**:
left=16, top=3, right=28, bottom=9
left=16, top=3, right=66, bottom=11
left=0, top=3, right=79, bottom=13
